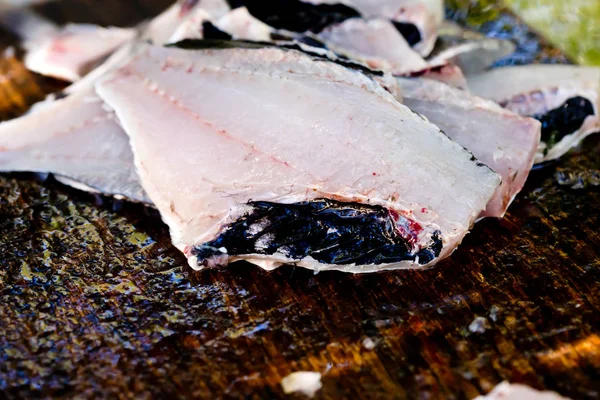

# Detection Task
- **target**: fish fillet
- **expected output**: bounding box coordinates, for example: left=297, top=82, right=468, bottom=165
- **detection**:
left=347, top=0, right=443, bottom=56
left=316, top=18, right=429, bottom=75
left=397, top=77, right=540, bottom=217
left=0, top=43, right=148, bottom=202
left=468, top=65, right=600, bottom=163
left=96, top=42, right=500, bottom=273
left=24, top=24, right=136, bottom=82
left=0, top=85, right=148, bottom=202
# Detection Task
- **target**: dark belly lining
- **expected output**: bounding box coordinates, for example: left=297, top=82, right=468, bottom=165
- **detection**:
left=191, top=199, right=442, bottom=268
left=392, top=21, right=422, bottom=47
left=532, top=96, right=595, bottom=151
left=226, top=0, right=360, bottom=33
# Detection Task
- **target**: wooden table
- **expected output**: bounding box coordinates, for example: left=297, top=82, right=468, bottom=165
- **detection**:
left=0, top=1, right=598, bottom=399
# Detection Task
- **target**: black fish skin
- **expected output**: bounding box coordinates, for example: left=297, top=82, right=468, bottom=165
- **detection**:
left=168, top=38, right=385, bottom=77
left=192, top=199, right=443, bottom=268
left=201, top=21, right=233, bottom=40
left=392, top=21, right=422, bottom=47
left=225, top=0, right=360, bottom=33
left=533, top=96, right=595, bottom=149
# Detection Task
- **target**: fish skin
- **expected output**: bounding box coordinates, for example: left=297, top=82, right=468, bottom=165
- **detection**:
left=467, top=65, right=600, bottom=163
left=96, top=43, right=500, bottom=273
left=397, top=77, right=541, bottom=217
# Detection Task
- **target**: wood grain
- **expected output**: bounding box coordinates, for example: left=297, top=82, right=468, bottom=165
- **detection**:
left=0, top=1, right=599, bottom=399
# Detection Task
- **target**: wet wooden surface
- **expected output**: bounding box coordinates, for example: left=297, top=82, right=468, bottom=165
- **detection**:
left=0, top=1, right=599, bottom=399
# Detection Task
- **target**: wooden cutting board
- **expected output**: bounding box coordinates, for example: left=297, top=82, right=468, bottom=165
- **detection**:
left=0, top=1, right=598, bottom=399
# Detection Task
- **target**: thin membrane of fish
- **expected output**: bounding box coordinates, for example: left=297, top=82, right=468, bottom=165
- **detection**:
left=468, top=65, right=600, bottom=163
left=397, top=77, right=541, bottom=217
left=96, top=43, right=500, bottom=273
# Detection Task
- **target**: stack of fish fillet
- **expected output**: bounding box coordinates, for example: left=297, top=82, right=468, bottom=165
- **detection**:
left=0, top=0, right=598, bottom=273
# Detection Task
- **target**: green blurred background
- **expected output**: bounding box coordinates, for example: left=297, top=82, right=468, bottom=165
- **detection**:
left=451, top=0, right=600, bottom=65
left=506, top=0, right=600, bottom=65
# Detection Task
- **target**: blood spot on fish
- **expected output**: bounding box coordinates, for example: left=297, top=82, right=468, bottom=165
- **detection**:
left=191, top=199, right=442, bottom=267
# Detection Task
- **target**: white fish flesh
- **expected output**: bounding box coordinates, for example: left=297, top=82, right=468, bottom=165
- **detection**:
left=0, top=85, right=148, bottom=202
left=0, top=43, right=148, bottom=202
left=96, top=42, right=500, bottom=273
left=347, top=0, right=444, bottom=56
left=428, top=21, right=515, bottom=75
left=397, top=77, right=541, bottom=217
left=317, top=18, right=428, bottom=75
left=24, top=24, right=135, bottom=82
left=468, top=65, right=600, bottom=163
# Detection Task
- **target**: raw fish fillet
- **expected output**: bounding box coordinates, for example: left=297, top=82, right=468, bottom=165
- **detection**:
left=347, top=0, right=443, bottom=56
left=468, top=65, right=600, bottom=163
left=0, top=44, right=148, bottom=202
left=0, top=86, right=148, bottom=202
left=96, top=42, right=500, bottom=273
left=397, top=77, right=540, bottom=217
left=24, top=24, right=136, bottom=82
left=317, top=18, right=428, bottom=75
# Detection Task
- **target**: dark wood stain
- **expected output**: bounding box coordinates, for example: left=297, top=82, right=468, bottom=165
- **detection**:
left=0, top=1, right=599, bottom=399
